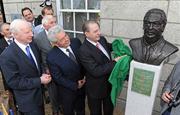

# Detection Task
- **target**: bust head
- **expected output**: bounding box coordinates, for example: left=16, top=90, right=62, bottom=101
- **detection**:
left=143, top=8, right=167, bottom=44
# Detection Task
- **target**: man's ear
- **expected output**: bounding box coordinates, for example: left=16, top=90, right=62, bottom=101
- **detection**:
left=0, top=32, right=3, bottom=35
left=84, top=31, right=88, bottom=37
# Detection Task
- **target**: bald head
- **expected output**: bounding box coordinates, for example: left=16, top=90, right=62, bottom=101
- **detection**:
left=10, top=19, right=33, bottom=45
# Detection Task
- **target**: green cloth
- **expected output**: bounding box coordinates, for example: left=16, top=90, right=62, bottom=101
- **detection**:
left=108, top=38, right=132, bottom=106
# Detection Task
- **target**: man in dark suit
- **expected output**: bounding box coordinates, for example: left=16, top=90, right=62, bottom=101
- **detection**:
left=46, top=25, right=85, bottom=115
left=21, top=7, right=41, bottom=29
left=0, top=19, right=51, bottom=115
left=78, top=20, right=121, bottom=115
left=34, top=15, right=61, bottom=115
left=0, top=22, right=13, bottom=90
left=0, top=23, right=13, bottom=53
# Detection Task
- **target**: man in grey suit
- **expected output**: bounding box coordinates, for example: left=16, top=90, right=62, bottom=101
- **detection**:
left=161, top=61, right=180, bottom=115
left=34, top=15, right=60, bottom=115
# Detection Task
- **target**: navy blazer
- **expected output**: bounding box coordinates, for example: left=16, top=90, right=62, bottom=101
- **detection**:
left=0, top=41, right=43, bottom=112
left=47, top=38, right=84, bottom=91
left=0, top=37, right=8, bottom=54
left=78, top=36, right=116, bottom=98
left=0, top=38, right=10, bottom=90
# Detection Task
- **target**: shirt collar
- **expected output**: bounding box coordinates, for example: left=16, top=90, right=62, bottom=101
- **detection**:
left=45, top=29, right=48, bottom=35
left=86, top=38, right=99, bottom=46
left=14, top=39, right=29, bottom=52
left=4, top=37, right=13, bottom=42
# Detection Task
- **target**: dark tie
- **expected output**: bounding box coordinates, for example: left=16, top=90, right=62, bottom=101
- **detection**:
left=66, top=49, right=77, bottom=64
left=26, top=46, right=37, bottom=67
left=7, top=39, right=13, bottom=45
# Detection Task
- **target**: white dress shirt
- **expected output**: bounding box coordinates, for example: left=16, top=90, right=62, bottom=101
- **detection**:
left=14, top=39, right=39, bottom=68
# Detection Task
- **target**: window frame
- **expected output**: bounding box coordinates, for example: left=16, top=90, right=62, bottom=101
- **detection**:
left=56, top=0, right=100, bottom=38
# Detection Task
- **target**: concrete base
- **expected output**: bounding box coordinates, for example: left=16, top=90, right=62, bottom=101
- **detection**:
left=125, top=60, right=163, bottom=115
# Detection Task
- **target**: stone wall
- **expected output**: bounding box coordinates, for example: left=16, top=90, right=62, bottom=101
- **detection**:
left=3, top=0, right=56, bottom=22
left=100, top=0, right=180, bottom=115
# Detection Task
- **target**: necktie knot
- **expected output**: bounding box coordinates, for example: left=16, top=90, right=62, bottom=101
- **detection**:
left=7, top=39, right=13, bottom=44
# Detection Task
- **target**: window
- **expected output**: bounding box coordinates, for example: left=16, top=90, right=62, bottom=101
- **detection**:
left=56, top=0, right=100, bottom=41
left=0, top=0, right=6, bottom=24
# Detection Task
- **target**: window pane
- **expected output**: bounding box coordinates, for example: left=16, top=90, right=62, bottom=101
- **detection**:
left=73, top=0, right=85, bottom=9
left=89, top=13, right=100, bottom=22
left=76, top=33, right=85, bottom=43
left=75, top=13, right=87, bottom=31
left=67, top=32, right=74, bottom=38
left=88, top=0, right=100, bottom=9
left=63, top=12, right=73, bottom=30
left=61, top=0, right=71, bottom=9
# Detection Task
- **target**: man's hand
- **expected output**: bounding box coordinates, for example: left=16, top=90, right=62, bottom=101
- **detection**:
left=161, top=91, right=174, bottom=104
left=114, top=55, right=127, bottom=62
left=40, top=74, right=52, bottom=85
left=77, top=78, right=86, bottom=89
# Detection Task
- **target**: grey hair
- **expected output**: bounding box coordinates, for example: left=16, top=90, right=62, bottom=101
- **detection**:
left=41, top=15, right=54, bottom=25
left=48, top=25, right=64, bottom=43
left=10, top=19, right=31, bottom=34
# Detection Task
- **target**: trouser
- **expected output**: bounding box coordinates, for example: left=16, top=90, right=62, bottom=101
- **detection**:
left=87, top=96, right=113, bottom=115
left=19, top=106, right=44, bottom=115
left=47, top=81, right=60, bottom=113
left=60, top=87, right=85, bottom=115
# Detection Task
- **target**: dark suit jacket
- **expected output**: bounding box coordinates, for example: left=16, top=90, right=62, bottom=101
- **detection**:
left=78, top=36, right=116, bottom=98
left=0, top=41, right=43, bottom=112
left=0, top=38, right=10, bottom=90
left=34, top=17, right=42, bottom=27
left=0, top=37, right=8, bottom=54
left=47, top=38, right=84, bottom=91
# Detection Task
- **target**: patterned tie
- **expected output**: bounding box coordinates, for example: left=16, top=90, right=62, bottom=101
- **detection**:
left=96, top=43, right=101, bottom=51
left=66, top=49, right=77, bottom=64
left=7, top=39, right=13, bottom=45
left=26, top=46, right=37, bottom=67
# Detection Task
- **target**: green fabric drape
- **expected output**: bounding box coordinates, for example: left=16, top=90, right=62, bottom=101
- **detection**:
left=108, top=38, right=132, bottom=106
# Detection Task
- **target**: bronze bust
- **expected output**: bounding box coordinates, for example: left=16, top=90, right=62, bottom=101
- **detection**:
left=129, top=8, right=178, bottom=65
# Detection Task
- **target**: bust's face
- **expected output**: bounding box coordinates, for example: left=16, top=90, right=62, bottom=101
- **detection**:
left=143, top=12, right=165, bottom=44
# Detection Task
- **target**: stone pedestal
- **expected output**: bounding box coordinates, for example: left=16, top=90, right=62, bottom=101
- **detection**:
left=125, top=60, right=163, bottom=115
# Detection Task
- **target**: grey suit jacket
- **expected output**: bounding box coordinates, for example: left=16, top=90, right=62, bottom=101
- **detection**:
left=34, top=30, right=52, bottom=71
left=161, top=61, right=180, bottom=115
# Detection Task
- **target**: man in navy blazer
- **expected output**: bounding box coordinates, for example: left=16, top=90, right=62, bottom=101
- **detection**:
left=0, top=19, right=51, bottom=115
left=0, top=22, right=14, bottom=90
left=78, top=20, right=121, bottom=115
left=46, top=25, right=85, bottom=115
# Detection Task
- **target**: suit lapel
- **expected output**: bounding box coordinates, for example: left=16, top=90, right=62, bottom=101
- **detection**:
left=41, top=30, right=52, bottom=48
left=84, top=39, right=110, bottom=61
left=98, top=38, right=111, bottom=59
left=54, top=46, right=79, bottom=66
left=12, top=43, right=39, bottom=72
left=1, top=38, right=9, bottom=48
left=29, top=43, right=41, bottom=71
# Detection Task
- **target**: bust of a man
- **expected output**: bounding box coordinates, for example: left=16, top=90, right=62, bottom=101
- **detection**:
left=129, top=8, right=178, bottom=65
